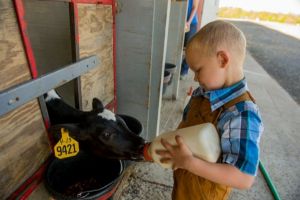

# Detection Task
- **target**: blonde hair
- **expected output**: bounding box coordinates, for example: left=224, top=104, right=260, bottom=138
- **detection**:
left=187, top=20, right=246, bottom=62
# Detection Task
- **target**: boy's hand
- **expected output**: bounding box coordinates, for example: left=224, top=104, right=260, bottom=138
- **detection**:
left=185, top=23, right=190, bottom=32
left=156, top=135, right=193, bottom=170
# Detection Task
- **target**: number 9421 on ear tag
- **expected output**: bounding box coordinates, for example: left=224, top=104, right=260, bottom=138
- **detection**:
left=54, top=128, right=79, bottom=159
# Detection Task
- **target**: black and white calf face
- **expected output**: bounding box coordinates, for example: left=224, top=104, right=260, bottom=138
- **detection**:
left=45, top=90, right=145, bottom=160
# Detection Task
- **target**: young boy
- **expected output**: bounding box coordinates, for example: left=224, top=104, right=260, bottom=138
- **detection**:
left=157, top=20, right=264, bottom=200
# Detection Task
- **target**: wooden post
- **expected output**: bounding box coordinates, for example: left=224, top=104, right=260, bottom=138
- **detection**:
left=165, top=0, right=188, bottom=99
left=116, top=0, right=171, bottom=139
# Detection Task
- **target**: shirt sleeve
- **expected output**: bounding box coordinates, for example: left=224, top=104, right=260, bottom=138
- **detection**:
left=219, top=108, right=263, bottom=176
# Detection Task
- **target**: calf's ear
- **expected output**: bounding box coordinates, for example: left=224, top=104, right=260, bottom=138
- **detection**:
left=48, top=123, right=89, bottom=142
left=92, top=98, right=104, bottom=113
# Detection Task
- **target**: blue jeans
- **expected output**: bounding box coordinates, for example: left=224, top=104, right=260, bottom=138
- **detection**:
left=181, top=23, right=198, bottom=76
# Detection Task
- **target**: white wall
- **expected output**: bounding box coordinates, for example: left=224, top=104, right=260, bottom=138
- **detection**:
left=116, top=0, right=171, bottom=140
left=201, top=0, right=220, bottom=27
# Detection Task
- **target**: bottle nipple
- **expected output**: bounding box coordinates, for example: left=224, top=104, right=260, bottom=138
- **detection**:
left=143, top=143, right=153, bottom=161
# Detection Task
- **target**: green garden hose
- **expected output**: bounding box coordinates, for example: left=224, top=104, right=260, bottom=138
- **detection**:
left=259, top=161, right=281, bottom=200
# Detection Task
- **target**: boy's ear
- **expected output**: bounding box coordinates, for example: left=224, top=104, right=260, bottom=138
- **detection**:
left=217, top=51, right=229, bottom=68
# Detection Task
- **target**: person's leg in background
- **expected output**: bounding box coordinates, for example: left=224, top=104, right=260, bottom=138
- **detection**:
left=180, top=23, right=198, bottom=79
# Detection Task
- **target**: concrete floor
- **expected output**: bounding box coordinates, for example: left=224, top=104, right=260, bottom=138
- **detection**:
left=112, top=52, right=300, bottom=200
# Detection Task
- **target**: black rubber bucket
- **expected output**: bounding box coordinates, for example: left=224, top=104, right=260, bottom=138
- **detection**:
left=165, top=63, right=176, bottom=86
left=117, top=114, right=143, bottom=136
left=165, top=63, right=176, bottom=74
left=163, top=71, right=172, bottom=94
left=45, top=151, right=124, bottom=200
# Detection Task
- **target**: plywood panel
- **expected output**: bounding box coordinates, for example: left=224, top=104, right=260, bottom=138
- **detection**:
left=0, top=1, right=51, bottom=198
left=78, top=4, right=114, bottom=111
left=0, top=100, right=50, bottom=198
left=0, top=0, right=31, bottom=91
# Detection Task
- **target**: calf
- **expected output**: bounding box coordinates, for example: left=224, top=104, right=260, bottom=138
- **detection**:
left=45, top=90, right=145, bottom=160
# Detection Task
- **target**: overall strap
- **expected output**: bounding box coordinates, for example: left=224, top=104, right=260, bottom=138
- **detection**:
left=213, top=91, right=256, bottom=125
left=223, top=91, right=256, bottom=110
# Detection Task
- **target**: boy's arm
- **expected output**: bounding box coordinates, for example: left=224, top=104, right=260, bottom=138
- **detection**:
left=158, top=136, right=254, bottom=189
left=184, top=154, right=255, bottom=189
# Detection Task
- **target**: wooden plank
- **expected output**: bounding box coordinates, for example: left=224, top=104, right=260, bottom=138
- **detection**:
left=116, top=0, right=183, bottom=139
left=147, top=0, right=171, bottom=139
left=0, top=100, right=50, bottom=198
left=0, top=0, right=31, bottom=91
left=115, top=0, right=154, bottom=139
left=78, top=4, right=114, bottom=111
left=165, top=1, right=187, bottom=99
left=115, top=0, right=170, bottom=140
left=0, top=1, right=51, bottom=198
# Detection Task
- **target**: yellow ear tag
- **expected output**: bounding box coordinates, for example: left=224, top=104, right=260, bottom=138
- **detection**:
left=54, top=128, right=79, bottom=159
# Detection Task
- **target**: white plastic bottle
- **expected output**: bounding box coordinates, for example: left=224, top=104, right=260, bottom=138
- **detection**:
left=143, top=123, right=221, bottom=168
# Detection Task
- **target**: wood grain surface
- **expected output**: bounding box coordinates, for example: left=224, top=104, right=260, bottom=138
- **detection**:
left=0, top=1, right=51, bottom=198
left=78, top=4, right=114, bottom=111
left=0, top=0, right=31, bottom=91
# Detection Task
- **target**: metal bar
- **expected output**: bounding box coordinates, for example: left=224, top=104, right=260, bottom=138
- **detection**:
left=0, top=56, right=99, bottom=117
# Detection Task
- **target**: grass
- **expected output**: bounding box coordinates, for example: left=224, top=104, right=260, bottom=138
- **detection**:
left=218, top=7, right=300, bottom=25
